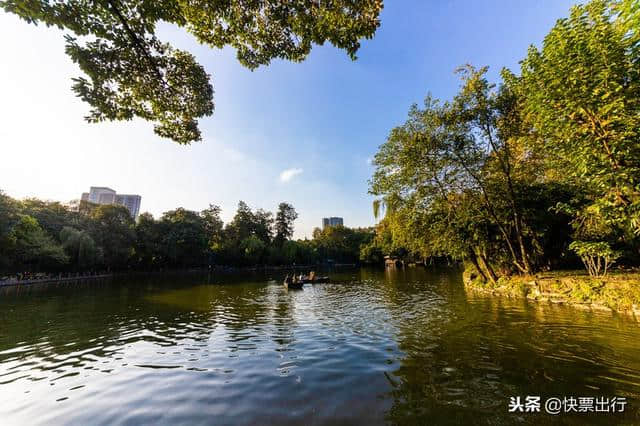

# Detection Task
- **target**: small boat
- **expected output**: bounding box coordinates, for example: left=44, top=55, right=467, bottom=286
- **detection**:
left=284, top=280, right=304, bottom=289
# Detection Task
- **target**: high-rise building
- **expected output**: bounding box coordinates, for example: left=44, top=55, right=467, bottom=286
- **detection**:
left=115, top=194, right=142, bottom=218
left=81, top=186, right=142, bottom=218
left=82, top=186, right=116, bottom=204
left=322, top=217, right=344, bottom=229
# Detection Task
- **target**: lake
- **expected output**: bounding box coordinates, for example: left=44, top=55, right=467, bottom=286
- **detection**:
left=1, top=267, right=639, bottom=425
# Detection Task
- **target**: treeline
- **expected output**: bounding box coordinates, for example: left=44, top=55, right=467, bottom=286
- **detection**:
left=368, top=0, right=640, bottom=281
left=0, top=194, right=374, bottom=273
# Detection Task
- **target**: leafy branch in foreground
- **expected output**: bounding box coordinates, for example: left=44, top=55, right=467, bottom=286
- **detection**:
left=1, top=0, right=383, bottom=143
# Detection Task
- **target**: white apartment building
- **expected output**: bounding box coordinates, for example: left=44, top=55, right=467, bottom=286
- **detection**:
left=81, top=186, right=142, bottom=218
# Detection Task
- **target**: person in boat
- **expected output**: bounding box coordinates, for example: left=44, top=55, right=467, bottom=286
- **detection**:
left=284, top=274, right=292, bottom=285
left=309, top=271, right=316, bottom=282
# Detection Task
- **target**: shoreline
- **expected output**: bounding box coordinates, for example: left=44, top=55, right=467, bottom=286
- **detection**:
left=464, top=270, right=640, bottom=321
left=0, top=273, right=113, bottom=287
left=0, top=263, right=361, bottom=288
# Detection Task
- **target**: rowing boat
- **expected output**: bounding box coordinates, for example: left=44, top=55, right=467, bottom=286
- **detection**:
left=284, top=280, right=304, bottom=289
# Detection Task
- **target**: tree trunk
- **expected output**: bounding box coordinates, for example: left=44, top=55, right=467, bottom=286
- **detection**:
left=473, top=247, right=498, bottom=284
left=467, top=248, right=488, bottom=283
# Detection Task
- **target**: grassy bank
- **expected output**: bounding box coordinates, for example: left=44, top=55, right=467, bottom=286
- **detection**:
left=464, top=269, right=640, bottom=319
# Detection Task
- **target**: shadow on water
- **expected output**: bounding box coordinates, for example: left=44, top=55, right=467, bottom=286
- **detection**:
left=0, top=268, right=639, bottom=425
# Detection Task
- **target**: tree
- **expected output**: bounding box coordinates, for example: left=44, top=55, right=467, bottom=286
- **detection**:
left=311, top=225, right=373, bottom=263
left=369, top=65, right=583, bottom=280
left=253, top=209, right=274, bottom=244
left=274, top=202, right=298, bottom=246
left=159, top=208, right=207, bottom=267
left=226, top=201, right=255, bottom=243
left=20, top=198, right=78, bottom=241
left=517, top=0, right=640, bottom=235
left=9, top=215, right=68, bottom=270
left=569, top=240, right=620, bottom=277
left=133, top=212, right=162, bottom=268
left=60, top=226, right=101, bottom=270
left=0, top=191, right=20, bottom=270
left=1, top=0, right=383, bottom=143
left=200, top=204, right=224, bottom=251
left=241, top=235, right=266, bottom=265
left=89, top=204, right=135, bottom=269
left=447, top=65, right=538, bottom=274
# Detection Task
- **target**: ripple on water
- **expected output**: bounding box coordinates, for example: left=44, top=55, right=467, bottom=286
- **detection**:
left=1, top=269, right=640, bottom=424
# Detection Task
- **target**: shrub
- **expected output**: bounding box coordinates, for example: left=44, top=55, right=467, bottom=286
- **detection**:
left=569, top=241, right=620, bottom=277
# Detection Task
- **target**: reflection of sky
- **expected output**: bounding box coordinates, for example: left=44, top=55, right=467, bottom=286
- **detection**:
left=0, top=1, right=575, bottom=237
left=2, top=269, right=640, bottom=424
left=0, top=276, right=403, bottom=424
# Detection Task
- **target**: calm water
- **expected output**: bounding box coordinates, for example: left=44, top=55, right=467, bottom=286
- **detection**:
left=1, top=268, right=640, bottom=425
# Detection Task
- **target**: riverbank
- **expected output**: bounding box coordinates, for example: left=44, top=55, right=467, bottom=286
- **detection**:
left=464, top=269, right=640, bottom=320
left=0, top=273, right=113, bottom=287
left=0, top=263, right=360, bottom=288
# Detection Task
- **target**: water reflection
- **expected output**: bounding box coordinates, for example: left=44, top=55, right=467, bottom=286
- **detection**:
left=0, top=268, right=639, bottom=424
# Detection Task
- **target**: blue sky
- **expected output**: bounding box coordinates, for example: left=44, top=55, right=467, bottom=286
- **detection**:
left=0, top=1, right=576, bottom=237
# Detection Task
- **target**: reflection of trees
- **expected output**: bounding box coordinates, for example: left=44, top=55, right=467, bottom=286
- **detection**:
left=3, top=268, right=640, bottom=424
left=376, top=267, right=640, bottom=425
left=264, top=283, right=296, bottom=351
left=0, top=273, right=274, bottom=380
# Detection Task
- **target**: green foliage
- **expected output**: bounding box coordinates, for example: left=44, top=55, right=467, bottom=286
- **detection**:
left=312, top=225, right=374, bottom=264
left=0, top=192, right=370, bottom=272
left=0, top=191, right=20, bottom=269
left=1, top=0, right=383, bottom=143
left=200, top=204, right=224, bottom=250
left=241, top=235, right=266, bottom=265
left=274, top=202, right=298, bottom=246
left=369, top=66, right=564, bottom=279
left=10, top=215, right=68, bottom=269
left=159, top=208, right=208, bottom=267
left=88, top=204, right=135, bottom=269
left=359, top=241, right=384, bottom=264
left=369, top=0, right=640, bottom=280
left=20, top=198, right=77, bottom=240
left=60, top=226, right=101, bottom=269
left=518, top=0, right=640, bottom=234
left=569, top=240, right=621, bottom=277
left=569, top=279, right=604, bottom=303
left=133, top=212, right=161, bottom=268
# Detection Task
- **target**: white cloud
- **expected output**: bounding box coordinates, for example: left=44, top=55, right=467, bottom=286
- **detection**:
left=279, top=168, right=303, bottom=183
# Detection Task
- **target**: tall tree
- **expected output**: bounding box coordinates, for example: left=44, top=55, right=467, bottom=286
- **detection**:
left=200, top=204, right=224, bottom=250
left=133, top=212, right=161, bottom=268
left=253, top=209, right=274, bottom=244
left=226, top=201, right=255, bottom=242
left=517, top=0, right=640, bottom=235
left=89, top=204, right=135, bottom=269
left=0, top=191, right=20, bottom=270
left=1, top=0, right=383, bottom=143
left=446, top=65, right=535, bottom=274
left=274, top=202, right=298, bottom=245
left=159, top=208, right=207, bottom=267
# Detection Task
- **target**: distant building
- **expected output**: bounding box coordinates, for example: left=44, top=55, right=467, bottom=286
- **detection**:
left=115, top=194, right=142, bottom=218
left=322, top=217, right=344, bottom=229
left=81, top=186, right=141, bottom=218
